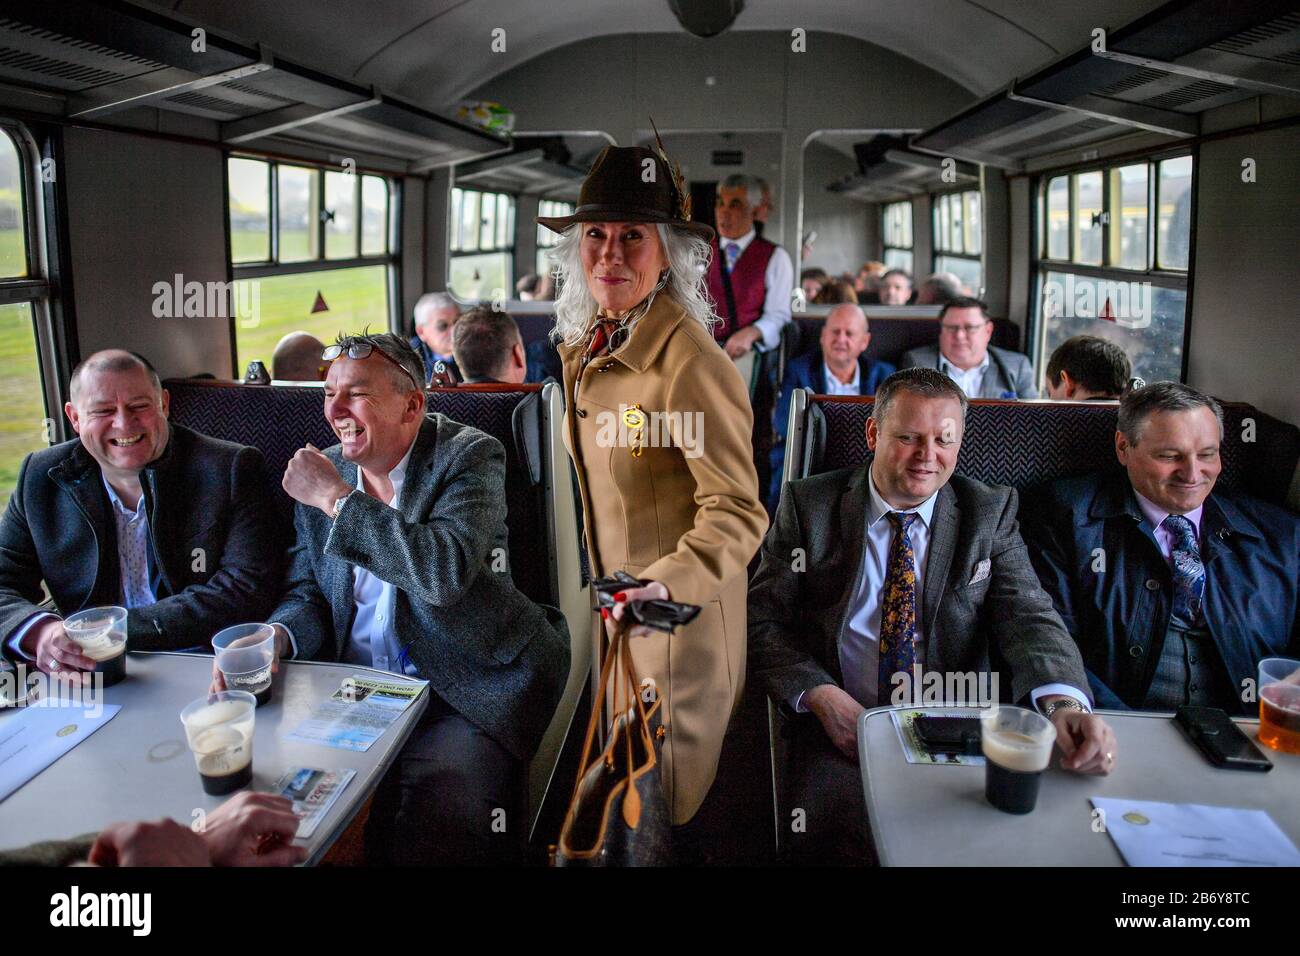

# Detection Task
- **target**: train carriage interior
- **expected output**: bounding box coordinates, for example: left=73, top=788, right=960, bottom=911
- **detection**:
left=0, top=0, right=1297, bottom=882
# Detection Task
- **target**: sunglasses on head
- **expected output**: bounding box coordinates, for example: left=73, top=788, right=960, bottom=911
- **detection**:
left=322, top=340, right=422, bottom=390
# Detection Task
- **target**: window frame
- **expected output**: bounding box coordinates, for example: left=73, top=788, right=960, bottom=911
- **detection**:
left=1028, top=146, right=1196, bottom=385
left=535, top=197, right=574, bottom=276
left=930, top=187, right=983, bottom=293
left=449, top=186, right=517, bottom=301
left=226, top=153, right=400, bottom=368
left=880, top=199, right=913, bottom=273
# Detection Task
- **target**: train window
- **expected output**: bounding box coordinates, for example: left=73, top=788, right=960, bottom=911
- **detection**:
left=933, top=190, right=982, bottom=294
left=449, top=187, right=515, bottom=301
left=1036, top=154, right=1192, bottom=385
left=228, top=157, right=397, bottom=373
left=0, top=126, right=49, bottom=508
left=881, top=201, right=912, bottom=273
left=536, top=199, right=574, bottom=275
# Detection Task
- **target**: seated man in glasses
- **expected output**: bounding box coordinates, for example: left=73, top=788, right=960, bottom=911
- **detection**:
left=900, top=298, right=1037, bottom=399
left=245, top=332, right=570, bottom=864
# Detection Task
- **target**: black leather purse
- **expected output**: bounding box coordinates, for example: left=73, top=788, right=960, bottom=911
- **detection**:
left=552, top=618, right=672, bottom=866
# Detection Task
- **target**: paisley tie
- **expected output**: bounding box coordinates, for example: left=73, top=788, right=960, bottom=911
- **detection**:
left=1163, top=514, right=1205, bottom=628
left=878, top=511, right=920, bottom=702
left=725, top=241, right=740, bottom=272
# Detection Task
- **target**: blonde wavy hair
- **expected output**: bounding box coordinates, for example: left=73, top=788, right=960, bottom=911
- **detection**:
left=546, top=223, right=717, bottom=348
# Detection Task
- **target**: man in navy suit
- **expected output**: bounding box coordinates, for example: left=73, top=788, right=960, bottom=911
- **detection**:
left=769, top=304, right=894, bottom=509
left=1021, top=382, right=1299, bottom=714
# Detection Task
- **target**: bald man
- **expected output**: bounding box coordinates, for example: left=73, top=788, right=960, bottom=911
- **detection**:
left=0, top=350, right=282, bottom=672
left=272, top=331, right=326, bottom=381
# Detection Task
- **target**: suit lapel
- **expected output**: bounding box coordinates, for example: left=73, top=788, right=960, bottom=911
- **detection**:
left=829, top=468, right=870, bottom=679
left=922, top=484, right=960, bottom=666
left=327, top=453, right=360, bottom=660
left=49, top=448, right=116, bottom=609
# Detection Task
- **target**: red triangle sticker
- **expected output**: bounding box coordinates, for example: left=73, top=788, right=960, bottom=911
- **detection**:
left=311, top=291, right=329, bottom=314
left=1099, top=296, right=1115, bottom=322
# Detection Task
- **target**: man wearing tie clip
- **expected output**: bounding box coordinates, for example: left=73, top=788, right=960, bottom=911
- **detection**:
left=749, top=368, right=1117, bottom=864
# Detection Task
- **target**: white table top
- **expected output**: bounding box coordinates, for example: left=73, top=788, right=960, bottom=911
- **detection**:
left=0, top=651, right=428, bottom=865
left=858, top=706, right=1300, bottom=866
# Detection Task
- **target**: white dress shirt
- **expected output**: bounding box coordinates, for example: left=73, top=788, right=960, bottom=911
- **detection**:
left=341, top=438, right=419, bottom=677
left=1134, top=491, right=1204, bottom=562
left=939, top=351, right=991, bottom=398
left=822, top=360, right=861, bottom=397
left=795, top=467, right=1090, bottom=713
left=719, top=228, right=793, bottom=351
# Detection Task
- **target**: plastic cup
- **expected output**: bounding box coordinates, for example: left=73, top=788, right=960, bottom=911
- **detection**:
left=1258, top=658, right=1300, bottom=755
left=62, top=606, right=128, bottom=686
left=179, top=690, right=257, bottom=795
left=212, top=623, right=276, bottom=706
left=980, top=705, right=1056, bottom=814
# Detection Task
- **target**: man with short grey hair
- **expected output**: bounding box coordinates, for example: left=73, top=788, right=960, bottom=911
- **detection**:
left=1022, top=381, right=1300, bottom=715
left=410, top=291, right=461, bottom=384
left=750, top=367, right=1114, bottom=864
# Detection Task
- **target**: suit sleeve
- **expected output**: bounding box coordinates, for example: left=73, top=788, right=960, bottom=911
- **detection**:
left=748, top=483, right=838, bottom=701
left=641, top=348, right=769, bottom=607
left=1015, top=354, right=1039, bottom=399
left=127, top=447, right=283, bottom=650
left=324, top=430, right=505, bottom=608
left=267, top=501, right=333, bottom=662
left=0, top=453, right=52, bottom=651
left=897, top=349, right=922, bottom=370
left=983, top=487, right=1090, bottom=705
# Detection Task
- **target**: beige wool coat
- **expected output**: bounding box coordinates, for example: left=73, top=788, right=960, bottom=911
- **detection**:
left=559, top=292, right=769, bottom=825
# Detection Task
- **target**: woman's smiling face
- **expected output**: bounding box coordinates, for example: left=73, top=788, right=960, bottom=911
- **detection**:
left=580, top=221, right=669, bottom=315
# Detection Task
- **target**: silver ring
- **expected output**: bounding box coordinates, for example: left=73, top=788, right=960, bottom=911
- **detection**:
left=1105, top=751, right=1113, bottom=763
left=49, top=660, right=59, bottom=672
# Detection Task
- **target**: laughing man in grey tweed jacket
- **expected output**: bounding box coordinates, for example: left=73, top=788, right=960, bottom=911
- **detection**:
left=267, top=332, right=569, bottom=864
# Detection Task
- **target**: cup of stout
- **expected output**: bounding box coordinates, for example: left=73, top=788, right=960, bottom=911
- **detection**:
left=212, top=623, right=276, bottom=706
left=63, top=606, right=128, bottom=686
left=980, top=705, right=1056, bottom=814
left=180, top=690, right=257, bottom=795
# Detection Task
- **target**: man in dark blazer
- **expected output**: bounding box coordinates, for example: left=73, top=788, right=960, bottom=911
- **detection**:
left=260, top=331, right=569, bottom=865
left=769, top=304, right=895, bottom=508
left=1021, top=382, right=1299, bottom=715
left=749, top=368, right=1115, bottom=864
left=0, top=350, right=281, bottom=672
left=900, top=297, right=1037, bottom=399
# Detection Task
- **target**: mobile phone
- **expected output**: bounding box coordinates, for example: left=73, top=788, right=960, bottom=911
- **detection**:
left=913, top=716, right=981, bottom=757
left=1174, top=706, right=1273, bottom=772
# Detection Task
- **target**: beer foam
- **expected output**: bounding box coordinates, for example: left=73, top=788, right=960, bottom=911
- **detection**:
left=183, top=699, right=252, bottom=734
left=982, top=729, right=1052, bottom=772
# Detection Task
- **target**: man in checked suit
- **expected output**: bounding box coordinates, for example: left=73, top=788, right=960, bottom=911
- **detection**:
left=241, top=331, right=569, bottom=865
left=748, top=368, right=1116, bottom=864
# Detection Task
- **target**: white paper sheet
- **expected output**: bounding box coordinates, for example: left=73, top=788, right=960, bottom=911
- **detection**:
left=0, top=701, right=122, bottom=802
left=1092, top=796, right=1300, bottom=867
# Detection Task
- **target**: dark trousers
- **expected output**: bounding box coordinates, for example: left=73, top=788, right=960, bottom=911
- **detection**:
left=780, top=715, right=875, bottom=866
left=364, top=696, right=524, bottom=866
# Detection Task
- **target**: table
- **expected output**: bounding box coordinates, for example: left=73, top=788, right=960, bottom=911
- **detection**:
left=857, top=706, right=1300, bottom=866
left=0, top=652, right=428, bottom=865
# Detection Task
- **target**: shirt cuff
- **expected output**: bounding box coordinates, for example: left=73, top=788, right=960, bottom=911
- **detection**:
left=790, top=690, right=810, bottom=714
left=1031, top=684, right=1092, bottom=713
left=269, top=622, right=299, bottom=660
left=753, top=314, right=788, bottom=352
left=6, top=612, right=59, bottom=662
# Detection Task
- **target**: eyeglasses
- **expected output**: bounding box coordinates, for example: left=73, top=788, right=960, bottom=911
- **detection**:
left=940, top=322, right=990, bottom=336
left=322, top=341, right=422, bottom=390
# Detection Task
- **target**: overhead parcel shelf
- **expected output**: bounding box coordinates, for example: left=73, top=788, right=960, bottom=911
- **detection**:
left=828, top=147, right=978, bottom=203
left=454, top=144, right=588, bottom=199
left=911, top=0, right=1300, bottom=170
left=0, top=0, right=507, bottom=169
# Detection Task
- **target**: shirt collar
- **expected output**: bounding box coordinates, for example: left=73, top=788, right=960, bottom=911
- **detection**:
left=100, top=473, right=145, bottom=517
left=940, top=350, right=990, bottom=376
left=866, top=466, right=938, bottom=530
left=825, top=358, right=860, bottom=389
left=721, top=228, right=755, bottom=254
left=1134, top=489, right=1204, bottom=539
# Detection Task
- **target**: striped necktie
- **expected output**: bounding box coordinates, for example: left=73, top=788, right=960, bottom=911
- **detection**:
left=1163, top=514, right=1205, bottom=628
left=878, top=511, right=920, bottom=701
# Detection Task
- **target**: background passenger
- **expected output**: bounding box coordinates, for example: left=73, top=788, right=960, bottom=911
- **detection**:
left=1044, top=335, right=1130, bottom=400
left=409, top=291, right=461, bottom=384
left=271, top=331, right=327, bottom=381
left=0, top=350, right=281, bottom=668
left=452, top=305, right=527, bottom=384
left=1021, top=382, right=1299, bottom=714
left=901, top=297, right=1037, bottom=399
left=800, top=267, right=829, bottom=302
left=877, top=268, right=914, bottom=306
left=811, top=277, right=858, bottom=305
left=914, top=271, right=965, bottom=306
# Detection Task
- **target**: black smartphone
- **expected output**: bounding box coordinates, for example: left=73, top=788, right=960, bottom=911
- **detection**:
left=1174, top=706, right=1273, bottom=772
left=913, top=716, right=982, bottom=756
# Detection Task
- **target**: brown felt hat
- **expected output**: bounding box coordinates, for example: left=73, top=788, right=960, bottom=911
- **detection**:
left=536, top=145, right=714, bottom=241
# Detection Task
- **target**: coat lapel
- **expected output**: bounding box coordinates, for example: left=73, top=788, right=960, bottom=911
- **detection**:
left=327, top=453, right=360, bottom=660
left=922, top=484, right=960, bottom=667
left=48, top=445, right=115, bottom=609
left=829, top=467, right=870, bottom=677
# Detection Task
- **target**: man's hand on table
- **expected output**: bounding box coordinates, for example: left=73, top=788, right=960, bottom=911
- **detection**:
left=25, top=617, right=96, bottom=683
left=88, top=818, right=210, bottom=867
left=1047, top=704, right=1118, bottom=775
left=806, top=684, right=865, bottom=759
left=210, top=624, right=291, bottom=693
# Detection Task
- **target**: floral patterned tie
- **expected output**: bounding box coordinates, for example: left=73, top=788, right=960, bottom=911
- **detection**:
left=878, top=511, right=920, bottom=701
left=1162, top=514, right=1205, bottom=628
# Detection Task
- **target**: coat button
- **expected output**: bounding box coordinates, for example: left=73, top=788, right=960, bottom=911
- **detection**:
left=1128, top=644, right=1143, bottom=658
left=575, top=408, right=587, bottom=418
left=1144, top=578, right=1160, bottom=591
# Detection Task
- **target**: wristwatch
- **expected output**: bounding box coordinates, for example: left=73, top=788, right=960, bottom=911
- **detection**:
left=330, top=491, right=354, bottom=520
left=1043, top=697, right=1085, bottom=718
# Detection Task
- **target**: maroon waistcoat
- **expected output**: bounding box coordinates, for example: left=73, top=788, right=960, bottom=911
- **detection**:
left=707, top=235, right=776, bottom=342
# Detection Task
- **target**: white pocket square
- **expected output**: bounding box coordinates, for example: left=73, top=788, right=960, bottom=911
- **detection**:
left=968, top=559, right=991, bottom=585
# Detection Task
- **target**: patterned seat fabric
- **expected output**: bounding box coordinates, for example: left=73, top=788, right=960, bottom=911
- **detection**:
left=809, top=397, right=1300, bottom=506
left=164, top=380, right=552, bottom=605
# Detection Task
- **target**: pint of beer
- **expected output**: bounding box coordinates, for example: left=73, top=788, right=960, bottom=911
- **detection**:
left=63, top=606, right=128, bottom=686
left=1258, top=658, right=1300, bottom=755
left=180, top=690, right=257, bottom=795
left=980, top=705, right=1056, bottom=814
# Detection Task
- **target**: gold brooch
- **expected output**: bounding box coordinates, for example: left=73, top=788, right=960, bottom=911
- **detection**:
left=623, top=403, right=646, bottom=458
